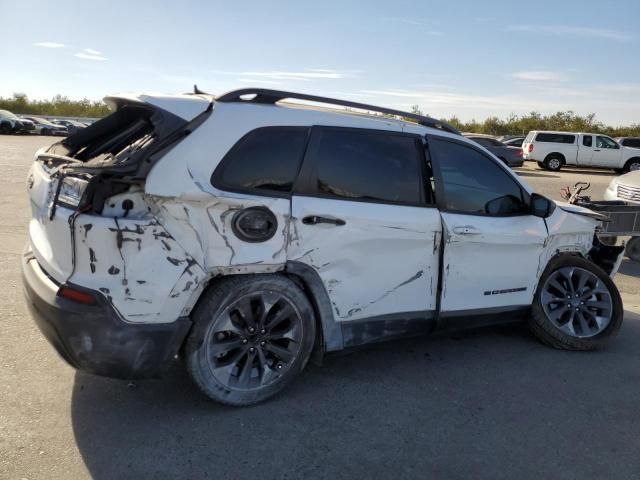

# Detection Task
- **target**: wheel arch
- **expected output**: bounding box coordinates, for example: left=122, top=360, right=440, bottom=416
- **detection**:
left=623, top=156, right=640, bottom=172
left=544, top=152, right=566, bottom=164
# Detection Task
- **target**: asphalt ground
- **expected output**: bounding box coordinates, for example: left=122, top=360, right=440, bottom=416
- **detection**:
left=1, top=135, right=639, bottom=479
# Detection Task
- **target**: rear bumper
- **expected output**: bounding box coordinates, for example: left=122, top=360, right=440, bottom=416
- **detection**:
left=21, top=244, right=192, bottom=379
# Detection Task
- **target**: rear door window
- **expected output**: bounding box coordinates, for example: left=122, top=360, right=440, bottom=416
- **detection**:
left=582, top=135, right=593, bottom=147
left=299, top=128, right=428, bottom=205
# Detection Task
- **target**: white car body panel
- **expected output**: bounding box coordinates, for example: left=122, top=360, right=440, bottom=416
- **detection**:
left=289, top=196, right=441, bottom=321
left=25, top=92, right=617, bottom=330
left=439, top=212, right=548, bottom=311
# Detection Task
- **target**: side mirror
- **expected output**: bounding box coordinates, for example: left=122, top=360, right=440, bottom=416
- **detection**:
left=530, top=193, right=556, bottom=218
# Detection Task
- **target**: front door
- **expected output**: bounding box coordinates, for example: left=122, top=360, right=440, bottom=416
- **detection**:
left=428, top=135, right=548, bottom=313
left=591, top=135, right=622, bottom=168
left=289, top=127, right=441, bottom=329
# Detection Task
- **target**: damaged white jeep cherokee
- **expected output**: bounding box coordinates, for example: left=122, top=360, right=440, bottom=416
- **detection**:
left=23, top=89, right=625, bottom=406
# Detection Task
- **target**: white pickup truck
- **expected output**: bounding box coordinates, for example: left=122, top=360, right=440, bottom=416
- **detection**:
left=522, top=131, right=640, bottom=172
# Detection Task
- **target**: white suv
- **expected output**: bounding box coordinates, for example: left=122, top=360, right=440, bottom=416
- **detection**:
left=522, top=131, right=640, bottom=172
left=22, top=89, right=625, bottom=405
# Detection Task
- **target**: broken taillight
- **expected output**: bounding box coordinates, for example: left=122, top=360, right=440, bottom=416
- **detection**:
left=58, top=285, right=97, bottom=305
left=528, top=143, right=534, bottom=153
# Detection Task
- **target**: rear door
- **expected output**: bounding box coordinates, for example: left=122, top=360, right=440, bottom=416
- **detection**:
left=428, top=135, right=547, bottom=313
left=578, top=134, right=594, bottom=165
left=290, top=126, right=441, bottom=330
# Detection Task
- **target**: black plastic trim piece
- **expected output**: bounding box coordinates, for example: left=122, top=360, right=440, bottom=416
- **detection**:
left=285, top=261, right=343, bottom=351
left=436, top=305, right=530, bottom=332
left=215, top=88, right=461, bottom=135
left=341, top=311, right=437, bottom=347
left=22, top=249, right=191, bottom=379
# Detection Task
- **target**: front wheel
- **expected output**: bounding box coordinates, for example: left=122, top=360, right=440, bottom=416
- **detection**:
left=528, top=256, right=623, bottom=351
left=41, top=128, right=50, bottom=136
left=186, top=274, right=316, bottom=406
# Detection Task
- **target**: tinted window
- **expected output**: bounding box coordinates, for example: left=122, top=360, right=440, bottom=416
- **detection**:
left=622, top=138, right=640, bottom=148
left=213, top=127, right=308, bottom=194
left=308, top=129, right=424, bottom=204
left=431, top=138, right=527, bottom=216
left=583, top=135, right=593, bottom=147
left=535, top=133, right=576, bottom=144
left=596, top=136, right=618, bottom=149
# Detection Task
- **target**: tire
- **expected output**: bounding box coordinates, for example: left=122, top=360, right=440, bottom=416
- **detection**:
left=626, top=237, right=640, bottom=262
left=41, top=128, right=50, bottom=136
left=0, top=122, right=11, bottom=134
left=528, top=255, right=623, bottom=351
left=186, top=274, right=316, bottom=406
left=537, top=161, right=545, bottom=169
left=624, top=157, right=640, bottom=173
left=543, top=154, right=563, bottom=171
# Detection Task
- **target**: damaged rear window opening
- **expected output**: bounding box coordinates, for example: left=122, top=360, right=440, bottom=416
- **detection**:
left=41, top=99, right=211, bottom=213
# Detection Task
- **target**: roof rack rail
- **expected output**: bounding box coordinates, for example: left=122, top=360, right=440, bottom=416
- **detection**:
left=215, top=88, right=461, bottom=135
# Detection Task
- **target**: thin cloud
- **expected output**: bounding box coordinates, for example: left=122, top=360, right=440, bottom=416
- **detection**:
left=240, top=69, right=349, bottom=81
left=509, top=25, right=633, bottom=41
left=510, top=71, right=567, bottom=81
left=83, top=48, right=102, bottom=55
left=237, top=78, right=282, bottom=85
left=74, top=52, right=107, bottom=61
left=33, top=42, right=65, bottom=48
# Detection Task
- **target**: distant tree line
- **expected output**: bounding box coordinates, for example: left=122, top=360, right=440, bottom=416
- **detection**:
left=1, top=93, right=639, bottom=136
left=411, top=105, right=640, bottom=138
left=0, top=93, right=110, bottom=118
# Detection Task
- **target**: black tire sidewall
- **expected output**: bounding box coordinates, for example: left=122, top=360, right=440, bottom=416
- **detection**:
left=544, top=155, right=563, bottom=171
left=186, top=274, right=316, bottom=406
left=530, top=255, right=623, bottom=350
left=625, top=159, right=640, bottom=173
left=626, top=237, right=640, bottom=262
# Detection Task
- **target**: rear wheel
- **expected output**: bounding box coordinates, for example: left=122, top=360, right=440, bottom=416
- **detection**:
left=186, top=275, right=316, bottom=406
left=41, top=128, right=50, bottom=136
left=543, top=155, right=563, bottom=171
left=529, top=256, right=623, bottom=351
left=0, top=122, right=11, bottom=134
left=626, top=237, right=640, bottom=262
left=624, top=158, right=640, bottom=173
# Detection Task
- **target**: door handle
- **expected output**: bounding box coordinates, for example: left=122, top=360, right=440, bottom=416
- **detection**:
left=594, top=149, right=601, bottom=151
left=452, top=225, right=480, bottom=235
left=302, top=215, right=346, bottom=226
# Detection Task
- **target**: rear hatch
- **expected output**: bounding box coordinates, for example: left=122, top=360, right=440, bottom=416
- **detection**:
left=26, top=94, right=212, bottom=283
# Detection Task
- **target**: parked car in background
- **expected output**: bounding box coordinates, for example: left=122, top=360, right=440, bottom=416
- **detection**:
left=52, top=119, right=86, bottom=135
left=522, top=131, right=640, bottom=172
left=615, top=137, right=640, bottom=149
left=23, top=88, right=624, bottom=406
left=464, top=134, right=524, bottom=167
left=18, top=118, right=36, bottom=133
left=604, top=170, right=640, bottom=261
left=20, top=116, right=68, bottom=136
left=501, top=136, right=526, bottom=148
left=0, top=109, right=33, bottom=134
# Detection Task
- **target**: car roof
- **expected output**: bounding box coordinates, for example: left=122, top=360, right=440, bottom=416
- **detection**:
left=105, top=89, right=461, bottom=138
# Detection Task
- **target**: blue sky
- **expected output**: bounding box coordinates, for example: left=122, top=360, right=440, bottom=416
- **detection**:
left=0, top=0, right=638, bottom=124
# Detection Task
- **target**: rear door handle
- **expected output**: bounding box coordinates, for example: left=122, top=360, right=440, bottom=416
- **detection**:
left=452, top=225, right=481, bottom=235
left=302, top=215, right=346, bottom=226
